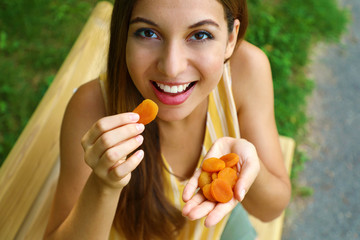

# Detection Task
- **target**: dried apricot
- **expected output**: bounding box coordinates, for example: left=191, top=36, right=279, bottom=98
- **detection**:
left=133, top=99, right=158, bottom=125
left=211, top=172, right=218, bottom=181
left=202, top=183, right=216, bottom=202
left=202, top=158, right=225, bottom=172
left=218, top=167, right=238, bottom=188
left=210, top=179, right=233, bottom=203
left=220, top=153, right=239, bottom=168
left=198, top=171, right=212, bottom=189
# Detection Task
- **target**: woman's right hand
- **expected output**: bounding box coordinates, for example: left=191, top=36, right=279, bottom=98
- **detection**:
left=81, top=112, right=145, bottom=189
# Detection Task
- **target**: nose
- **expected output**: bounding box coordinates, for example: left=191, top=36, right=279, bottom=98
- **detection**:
left=157, top=40, right=187, bottom=78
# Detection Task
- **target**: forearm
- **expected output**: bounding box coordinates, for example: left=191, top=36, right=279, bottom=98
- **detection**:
left=45, top=172, right=122, bottom=240
left=241, top=160, right=291, bottom=222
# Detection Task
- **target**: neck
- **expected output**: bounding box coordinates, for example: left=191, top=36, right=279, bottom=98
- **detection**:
left=157, top=98, right=208, bottom=179
left=157, top=98, right=208, bottom=143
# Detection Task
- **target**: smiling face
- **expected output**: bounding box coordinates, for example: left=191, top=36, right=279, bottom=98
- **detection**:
left=126, top=0, right=239, bottom=122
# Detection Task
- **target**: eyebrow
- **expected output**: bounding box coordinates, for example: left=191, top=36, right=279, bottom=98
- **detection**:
left=189, top=20, right=220, bottom=29
left=129, top=17, right=220, bottom=29
left=129, top=17, right=158, bottom=27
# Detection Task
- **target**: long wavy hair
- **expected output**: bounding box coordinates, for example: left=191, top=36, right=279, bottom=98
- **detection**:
left=106, top=0, right=248, bottom=239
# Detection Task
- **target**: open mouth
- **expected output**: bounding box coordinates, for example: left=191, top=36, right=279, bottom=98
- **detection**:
left=151, top=81, right=196, bottom=95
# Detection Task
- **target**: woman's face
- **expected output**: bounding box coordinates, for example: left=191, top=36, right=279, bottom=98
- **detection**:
left=126, top=0, right=239, bottom=122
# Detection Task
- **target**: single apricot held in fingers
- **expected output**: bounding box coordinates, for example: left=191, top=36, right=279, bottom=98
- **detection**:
left=220, top=153, right=240, bottom=168
left=202, top=158, right=225, bottom=172
left=132, top=99, right=158, bottom=125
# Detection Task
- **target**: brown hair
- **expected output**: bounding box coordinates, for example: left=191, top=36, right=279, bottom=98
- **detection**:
left=106, top=0, right=248, bottom=239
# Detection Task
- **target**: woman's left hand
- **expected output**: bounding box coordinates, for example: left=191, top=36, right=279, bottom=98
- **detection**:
left=182, top=137, right=260, bottom=227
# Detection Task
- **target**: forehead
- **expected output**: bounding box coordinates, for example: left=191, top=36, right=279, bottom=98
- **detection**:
left=131, top=0, right=226, bottom=27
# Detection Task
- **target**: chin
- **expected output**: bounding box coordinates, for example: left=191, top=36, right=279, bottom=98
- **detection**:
left=156, top=108, right=191, bottom=123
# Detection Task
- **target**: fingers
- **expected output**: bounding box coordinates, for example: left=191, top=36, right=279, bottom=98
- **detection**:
left=182, top=194, right=238, bottom=228
left=93, top=147, right=144, bottom=188
left=93, top=123, right=144, bottom=157
left=84, top=121, right=145, bottom=169
left=234, top=160, right=259, bottom=202
left=204, top=199, right=238, bottom=227
left=234, top=147, right=260, bottom=202
left=110, top=150, right=145, bottom=181
left=93, top=150, right=145, bottom=189
left=81, top=113, right=140, bottom=148
left=182, top=193, right=216, bottom=220
left=81, top=113, right=147, bottom=189
left=182, top=168, right=202, bottom=202
left=95, top=134, right=144, bottom=171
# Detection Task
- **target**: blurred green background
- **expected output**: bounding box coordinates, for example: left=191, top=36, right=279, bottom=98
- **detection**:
left=0, top=0, right=111, bottom=165
left=0, top=0, right=348, bottom=190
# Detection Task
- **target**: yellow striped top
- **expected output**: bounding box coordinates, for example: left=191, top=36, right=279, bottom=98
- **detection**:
left=105, top=62, right=246, bottom=239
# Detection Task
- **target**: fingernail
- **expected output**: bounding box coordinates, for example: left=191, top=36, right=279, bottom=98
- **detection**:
left=136, top=123, right=144, bottom=131
left=136, top=150, right=144, bottom=159
left=136, top=135, right=144, bottom=143
left=240, top=189, right=246, bottom=201
left=129, top=113, right=140, bottom=122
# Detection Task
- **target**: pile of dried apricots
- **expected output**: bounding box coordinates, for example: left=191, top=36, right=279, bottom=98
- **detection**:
left=198, top=153, right=240, bottom=203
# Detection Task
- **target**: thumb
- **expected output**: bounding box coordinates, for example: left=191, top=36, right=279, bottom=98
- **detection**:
left=234, top=155, right=260, bottom=202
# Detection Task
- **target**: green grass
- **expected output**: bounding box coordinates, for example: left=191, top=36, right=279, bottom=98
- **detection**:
left=246, top=0, right=348, bottom=194
left=0, top=0, right=348, bottom=195
left=0, top=0, right=112, bottom=164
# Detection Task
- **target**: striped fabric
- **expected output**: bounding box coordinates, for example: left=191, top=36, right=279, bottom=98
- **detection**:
left=107, top=62, right=242, bottom=239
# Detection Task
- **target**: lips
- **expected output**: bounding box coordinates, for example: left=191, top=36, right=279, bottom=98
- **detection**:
left=151, top=81, right=196, bottom=105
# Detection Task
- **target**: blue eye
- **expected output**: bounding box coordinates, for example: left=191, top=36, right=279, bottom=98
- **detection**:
left=135, top=28, right=159, bottom=39
left=189, top=31, right=213, bottom=41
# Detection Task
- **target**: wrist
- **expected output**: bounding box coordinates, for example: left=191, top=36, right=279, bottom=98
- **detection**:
left=88, top=172, right=123, bottom=197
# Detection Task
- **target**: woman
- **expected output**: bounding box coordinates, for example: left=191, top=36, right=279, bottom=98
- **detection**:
left=44, top=0, right=291, bottom=239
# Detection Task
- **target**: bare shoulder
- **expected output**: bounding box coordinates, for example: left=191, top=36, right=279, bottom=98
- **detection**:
left=230, top=40, right=271, bottom=78
left=46, top=79, right=106, bottom=233
left=229, top=41, right=273, bottom=111
left=61, top=78, right=107, bottom=177
left=65, top=79, right=107, bottom=121
left=60, top=78, right=106, bottom=172
left=233, top=40, right=268, bottom=59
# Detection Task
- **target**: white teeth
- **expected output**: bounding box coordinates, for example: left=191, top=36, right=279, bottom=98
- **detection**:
left=164, top=85, right=171, bottom=92
left=156, top=82, right=191, bottom=94
left=158, top=83, right=165, bottom=90
left=170, top=86, right=177, bottom=93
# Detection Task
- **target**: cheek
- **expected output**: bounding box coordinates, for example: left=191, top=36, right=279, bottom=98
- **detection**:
left=126, top=43, right=140, bottom=79
left=125, top=44, right=148, bottom=97
left=126, top=42, right=153, bottom=89
left=196, top=48, right=226, bottom=83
